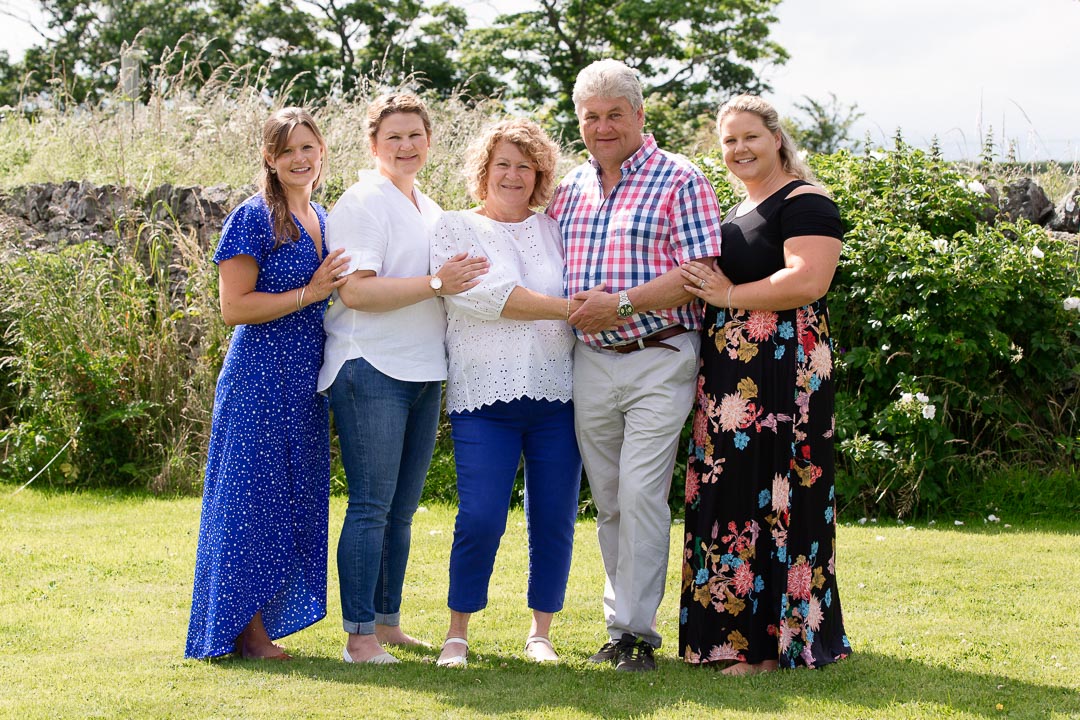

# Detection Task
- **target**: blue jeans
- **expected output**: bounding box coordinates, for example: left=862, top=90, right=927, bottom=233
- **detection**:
left=329, top=357, right=441, bottom=635
left=448, top=398, right=582, bottom=613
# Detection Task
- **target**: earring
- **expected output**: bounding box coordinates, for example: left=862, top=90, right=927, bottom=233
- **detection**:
left=269, top=167, right=277, bottom=174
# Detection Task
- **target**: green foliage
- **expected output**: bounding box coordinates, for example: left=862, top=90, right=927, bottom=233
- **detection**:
left=689, top=140, right=1080, bottom=518
left=811, top=140, right=1080, bottom=516
left=0, top=217, right=227, bottom=491
left=2, top=0, right=477, bottom=108
left=461, top=0, right=788, bottom=137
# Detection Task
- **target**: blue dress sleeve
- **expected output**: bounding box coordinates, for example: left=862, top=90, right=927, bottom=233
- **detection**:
left=213, top=195, right=276, bottom=267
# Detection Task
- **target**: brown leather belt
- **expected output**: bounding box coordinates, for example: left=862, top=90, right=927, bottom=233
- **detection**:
left=604, top=325, right=689, bottom=353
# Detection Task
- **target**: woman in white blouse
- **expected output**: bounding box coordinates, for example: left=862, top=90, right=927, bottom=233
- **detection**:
left=318, top=93, right=488, bottom=665
left=430, top=119, right=582, bottom=667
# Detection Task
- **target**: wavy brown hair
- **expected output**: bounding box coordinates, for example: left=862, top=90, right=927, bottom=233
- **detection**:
left=464, top=118, right=560, bottom=208
left=258, top=107, right=326, bottom=248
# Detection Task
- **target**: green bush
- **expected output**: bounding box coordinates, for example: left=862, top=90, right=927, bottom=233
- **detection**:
left=0, top=216, right=226, bottom=491
left=691, top=139, right=1080, bottom=518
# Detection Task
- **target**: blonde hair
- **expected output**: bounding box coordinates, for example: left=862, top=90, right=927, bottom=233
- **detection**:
left=258, top=107, right=326, bottom=248
left=717, top=94, right=816, bottom=183
left=464, top=118, right=561, bottom=208
left=365, top=92, right=432, bottom=143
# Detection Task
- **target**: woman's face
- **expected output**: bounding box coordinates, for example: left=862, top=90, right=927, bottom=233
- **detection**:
left=265, top=124, right=324, bottom=192
left=370, top=112, right=430, bottom=184
left=484, top=140, right=537, bottom=214
left=719, top=111, right=782, bottom=185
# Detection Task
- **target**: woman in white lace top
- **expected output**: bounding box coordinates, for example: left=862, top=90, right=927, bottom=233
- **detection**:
left=430, top=119, right=583, bottom=667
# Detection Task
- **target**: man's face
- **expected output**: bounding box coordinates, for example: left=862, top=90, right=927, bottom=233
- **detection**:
left=577, top=96, right=645, bottom=169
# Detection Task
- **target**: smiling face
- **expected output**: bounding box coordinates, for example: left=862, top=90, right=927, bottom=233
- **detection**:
left=264, top=124, right=324, bottom=194
left=719, top=111, right=783, bottom=186
left=483, top=140, right=537, bottom=218
left=370, top=111, right=430, bottom=186
left=577, top=95, right=645, bottom=171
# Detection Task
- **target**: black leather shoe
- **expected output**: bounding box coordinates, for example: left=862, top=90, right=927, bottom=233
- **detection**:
left=615, top=634, right=656, bottom=672
left=588, top=639, right=620, bottom=664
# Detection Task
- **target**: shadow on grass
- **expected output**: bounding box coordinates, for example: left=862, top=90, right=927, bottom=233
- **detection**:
left=227, top=649, right=1078, bottom=718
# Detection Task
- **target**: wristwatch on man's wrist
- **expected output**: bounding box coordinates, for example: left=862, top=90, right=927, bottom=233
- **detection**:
left=429, top=275, right=443, bottom=297
left=616, top=290, right=635, bottom=318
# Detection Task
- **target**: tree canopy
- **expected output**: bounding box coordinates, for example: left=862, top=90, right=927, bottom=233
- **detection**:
left=1, top=0, right=787, bottom=142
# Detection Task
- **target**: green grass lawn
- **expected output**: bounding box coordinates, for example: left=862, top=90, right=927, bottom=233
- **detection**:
left=1, top=489, right=1077, bottom=720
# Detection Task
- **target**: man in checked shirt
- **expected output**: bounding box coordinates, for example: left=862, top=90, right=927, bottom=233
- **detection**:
left=547, top=58, right=724, bottom=672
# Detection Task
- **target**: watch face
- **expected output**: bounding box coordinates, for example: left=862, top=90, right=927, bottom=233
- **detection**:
left=430, top=276, right=443, bottom=290
left=617, top=304, right=634, bottom=318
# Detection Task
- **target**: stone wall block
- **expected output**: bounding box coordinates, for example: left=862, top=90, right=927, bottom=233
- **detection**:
left=1000, top=178, right=1054, bottom=225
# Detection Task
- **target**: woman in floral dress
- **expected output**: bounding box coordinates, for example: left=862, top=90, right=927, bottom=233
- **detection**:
left=678, top=95, right=852, bottom=675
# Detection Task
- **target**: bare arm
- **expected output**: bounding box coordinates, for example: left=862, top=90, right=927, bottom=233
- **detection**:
left=500, top=286, right=584, bottom=321
left=337, top=252, right=489, bottom=312
left=681, top=237, right=842, bottom=311
left=219, top=248, right=349, bottom=326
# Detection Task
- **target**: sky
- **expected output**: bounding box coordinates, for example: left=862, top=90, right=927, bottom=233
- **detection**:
left=2, top=0, right=1077, bottom=161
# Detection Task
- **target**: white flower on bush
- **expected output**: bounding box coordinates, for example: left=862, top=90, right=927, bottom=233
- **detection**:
left=930, top=238, right=949, bottom=253
left=956, top=179, right=986, bottom=195
left=1031, top=246, right=1045, bottom=259
left=1064, top=297, right=1080, bottom=312
left=1009, top=342, right=1024, bottom=364
left=898, top=389, right=937, bottom=421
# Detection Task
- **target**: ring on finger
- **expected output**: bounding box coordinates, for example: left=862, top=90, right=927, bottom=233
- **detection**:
left=699, top=278, right=706, bottom=289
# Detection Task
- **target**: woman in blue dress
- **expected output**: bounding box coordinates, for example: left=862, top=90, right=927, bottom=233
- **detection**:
left=186, top=107, right=349, bottom=660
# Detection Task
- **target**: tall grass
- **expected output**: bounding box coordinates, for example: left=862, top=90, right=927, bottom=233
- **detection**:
left=0, top=210, right=226, bottom=492
left=0, top=49, right=532, bottom=492
left=0, top=48, right=505, bottom=213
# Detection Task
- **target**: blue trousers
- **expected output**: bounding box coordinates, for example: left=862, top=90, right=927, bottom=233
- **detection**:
left=448, top=398, right=582, bottom=613
left=329, top=357, right=441, bottom=634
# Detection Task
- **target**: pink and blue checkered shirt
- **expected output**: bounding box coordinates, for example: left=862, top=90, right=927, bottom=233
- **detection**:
left=547, top=134, right=724, bottom=347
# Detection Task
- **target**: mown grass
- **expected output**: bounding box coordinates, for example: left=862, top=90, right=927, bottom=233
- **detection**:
left=1, top=489, right=1077, bottom=719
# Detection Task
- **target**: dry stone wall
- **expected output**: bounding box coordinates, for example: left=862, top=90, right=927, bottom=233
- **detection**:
left=0, top=178, right=1076, bottom=251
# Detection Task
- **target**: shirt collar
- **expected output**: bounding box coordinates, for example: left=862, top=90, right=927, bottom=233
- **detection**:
left=588, top=134, right=658, bottom=177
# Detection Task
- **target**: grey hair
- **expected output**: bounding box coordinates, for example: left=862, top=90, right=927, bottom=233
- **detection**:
left=572, top=59, right=644, bottom=113
left=717, top=94, right=817, bottom=183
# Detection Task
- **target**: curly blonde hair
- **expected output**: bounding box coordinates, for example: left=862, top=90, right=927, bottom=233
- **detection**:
left=464, top=119, right=561, bottom=208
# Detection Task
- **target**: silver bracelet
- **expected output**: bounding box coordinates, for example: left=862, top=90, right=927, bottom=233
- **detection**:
left=726, top=285, right=735, bottom=309
left=295, top=287, right=301, bottom=312
left=299, top=285, right=307, bottom=310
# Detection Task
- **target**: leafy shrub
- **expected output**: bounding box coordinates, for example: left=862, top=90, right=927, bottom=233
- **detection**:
left=818, top=142, right=1080, bottom=516
left=692, top=138, right=1080, bottom=518
left=0, top=216, right=226, bottom=491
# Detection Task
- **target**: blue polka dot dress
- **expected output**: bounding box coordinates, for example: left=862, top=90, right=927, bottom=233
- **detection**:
left=185, top=194, right=331, bottom=659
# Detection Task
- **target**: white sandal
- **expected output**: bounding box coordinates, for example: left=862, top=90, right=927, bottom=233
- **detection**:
left=524, top=635, right=559, bottom=663
left=436, top=637, right=469, bottom=668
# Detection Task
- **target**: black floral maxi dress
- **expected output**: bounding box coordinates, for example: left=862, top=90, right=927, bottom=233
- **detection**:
left=679, top=180, right=852, bottom=668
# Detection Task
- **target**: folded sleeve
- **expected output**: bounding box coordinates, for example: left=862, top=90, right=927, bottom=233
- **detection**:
left=325, top=187, right=388, bottom=276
